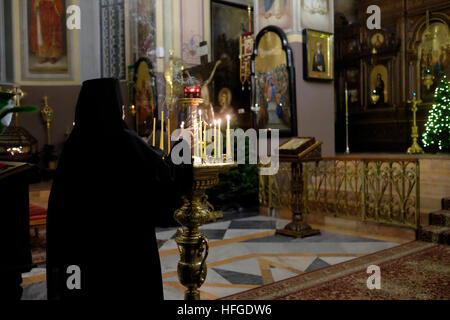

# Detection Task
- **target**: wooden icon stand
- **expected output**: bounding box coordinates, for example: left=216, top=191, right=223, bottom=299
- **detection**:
left=276, top=137, right=322, bottom=239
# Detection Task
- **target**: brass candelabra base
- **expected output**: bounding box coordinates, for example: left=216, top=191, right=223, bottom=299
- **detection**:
left=407, top=126, right=424, bottom=154
left=174, top=162, right=236, bottom=300
left=407, top=98, right=424, bottom=155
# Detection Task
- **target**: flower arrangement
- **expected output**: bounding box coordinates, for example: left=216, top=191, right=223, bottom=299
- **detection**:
left=0, top=91, right=38, bottom=134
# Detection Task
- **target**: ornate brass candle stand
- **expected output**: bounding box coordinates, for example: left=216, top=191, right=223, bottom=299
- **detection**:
left=11, top=86, right=25, bottom=126
left=407, top=95, right=424, bottom=154
left=174, top=162, right=236, bottom=300
left=41, top=96, right=54, bottom=145
left=178, top=97, right=223, bottom=222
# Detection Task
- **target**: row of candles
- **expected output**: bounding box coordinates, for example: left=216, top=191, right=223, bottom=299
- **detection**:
left=150, top=109, right=232, bottom=164
left=191, top=111, right=232, bottom=163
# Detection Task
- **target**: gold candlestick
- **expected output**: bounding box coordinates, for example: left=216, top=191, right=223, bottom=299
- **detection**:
left=407, top=94, right=424, bottom=154
left=174, top=162, right=236, bottom=300
left=12, top=86, right=25, bottom=126
left=41, top=96, right=54, bottom=145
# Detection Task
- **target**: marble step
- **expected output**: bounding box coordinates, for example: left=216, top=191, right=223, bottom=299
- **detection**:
left=419, top=225, right=450, bottom=245
left=429, top=210, right=450, bottom=227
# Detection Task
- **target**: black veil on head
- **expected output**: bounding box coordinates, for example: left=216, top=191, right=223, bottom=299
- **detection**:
left=74, top=78, right=127, bottom=134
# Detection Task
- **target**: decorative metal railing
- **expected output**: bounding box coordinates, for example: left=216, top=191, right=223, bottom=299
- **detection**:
left=259, top=157, right=420, bottom=229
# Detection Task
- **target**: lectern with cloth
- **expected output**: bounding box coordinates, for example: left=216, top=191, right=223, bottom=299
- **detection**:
left=276, top=137, right=322, bottom=238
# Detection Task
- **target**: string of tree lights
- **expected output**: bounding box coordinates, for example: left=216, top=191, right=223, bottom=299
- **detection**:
left=422, top=75, right=450, bottom=152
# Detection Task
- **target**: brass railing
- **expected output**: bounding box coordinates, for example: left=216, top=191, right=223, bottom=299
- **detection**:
left=259, top=157, right=420, bottom=229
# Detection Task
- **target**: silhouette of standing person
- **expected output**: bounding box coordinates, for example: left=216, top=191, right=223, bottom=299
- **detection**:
left=46, top=78, right=192, bottom=301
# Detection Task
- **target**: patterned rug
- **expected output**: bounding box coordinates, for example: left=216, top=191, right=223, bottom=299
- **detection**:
left=222, top=241, right=450, bottom=300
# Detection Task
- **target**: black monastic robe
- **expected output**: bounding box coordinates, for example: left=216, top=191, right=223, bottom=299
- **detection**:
left=46, top=78, right=192, bottom=301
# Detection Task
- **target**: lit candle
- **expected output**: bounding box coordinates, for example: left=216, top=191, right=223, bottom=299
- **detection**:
left=193, top=118, right=198, bottom=158
left=218, top=119, right=222, bottom=161
left=184, top=86, right=202, bottom=98
left=181, top=121, right=185, bottom=130
left=199, top=110, right=202, bottom=159
left=214, top=120, right=217, bottom=159
left=160, top=111, right=164, bottom=150
left=203, top=121, right=207, bottom=161
left=345, top=83, right=348, bottom=115
left=226, top=115, right=231, bottom=161
left=153, top=117, right=156, bottom=147
left=168, top=117, right=171, bottom=154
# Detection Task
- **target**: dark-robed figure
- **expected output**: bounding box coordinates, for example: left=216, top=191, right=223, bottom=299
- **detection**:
left=46, top=78, right=192, bottom=301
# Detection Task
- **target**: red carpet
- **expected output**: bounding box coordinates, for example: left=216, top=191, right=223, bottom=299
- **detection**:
left=29, top=204, right=47, bottom=221
left=222, top=241, right=450, bottom=300
left=29, top=204, right=47, bottom=265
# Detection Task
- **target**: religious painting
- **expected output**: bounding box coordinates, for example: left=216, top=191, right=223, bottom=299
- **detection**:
left=299, top=0, right=333, bottom=33
left=17, top=0, right=78, bottom=83
left=255, top=0, right=293, bottom=33
left=133, top=58, right=158, bottom=137
left=303, top=29, right=333, bottom=81
left=218, top=87, right=233, bottom=115
left=369, top=65, right=389, bottom=106
left=252, top=26, right=297, bottom=137
left=417, top=22, right=450, bottom=103
left=180, top=0, right=204, bottom=66
left=370, top=33, right=385, bottom=49
left=28, top=0, right=67, bottom=72
left=212, top=0, right=252, bottom=113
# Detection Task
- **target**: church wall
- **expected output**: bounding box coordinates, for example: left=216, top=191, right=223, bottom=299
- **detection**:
left=1, top=0, right=338, bottom=156
left=291, top=41, right=335, bottom=156
left=252, top=0, right=336, bottom=155
left=79, top=0, right=101, bottom=82
left=0, top=0, right=134, bottom=154
left=11, top=82, right=132, bottom=153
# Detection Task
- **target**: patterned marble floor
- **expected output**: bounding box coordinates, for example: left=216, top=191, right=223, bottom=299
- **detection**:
left=157, top=213, right=401, bottom=300
left=21, top=211, right=402, bottom=300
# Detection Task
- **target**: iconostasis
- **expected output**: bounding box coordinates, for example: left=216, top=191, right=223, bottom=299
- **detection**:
left=335, top=0, right=450, bottom=153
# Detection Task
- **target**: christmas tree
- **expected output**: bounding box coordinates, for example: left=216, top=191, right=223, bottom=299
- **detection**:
left=422, top=76, right=450, bottom=152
